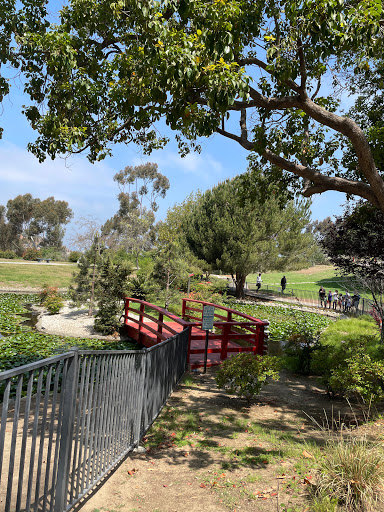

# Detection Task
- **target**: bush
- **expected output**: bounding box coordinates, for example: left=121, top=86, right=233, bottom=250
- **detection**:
left=329, top=354, right=384, bottom=403
left=215, top=353, right=280, bottom=405
left=23, top=248, right=41, bottom=260
left=189, top=277, right=228, bottom=300
left=43, top=295, right=65, bottom=314
left=39, top=285, right=64, bottom=314
left=311, top=317, right=384, bottom=401
left=39, top=247, right=65, bottom=261
left=315, top=436, right=384, bottom=511
left=0, top=250, right=16, bottom=259
left=68, top=251, right=82, bottom=262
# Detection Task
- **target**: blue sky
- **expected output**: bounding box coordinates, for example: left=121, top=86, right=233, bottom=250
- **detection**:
left=0, top=87, right=347, bottom=248
left=0, top=11, right=348, bottom=249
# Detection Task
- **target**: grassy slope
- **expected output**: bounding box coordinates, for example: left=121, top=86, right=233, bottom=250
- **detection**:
left=0, top=262, right=75, bottom=289
left=247, top=265, right=357, bottom=294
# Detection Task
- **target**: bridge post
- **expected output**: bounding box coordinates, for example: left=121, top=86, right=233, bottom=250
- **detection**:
left=139, top=303, right=145, bottom=343
left=124, top=298, right=129, bottom=326
left=181, top=299, right=187, bottom=319
left=157, top=313, right=163, bottom=344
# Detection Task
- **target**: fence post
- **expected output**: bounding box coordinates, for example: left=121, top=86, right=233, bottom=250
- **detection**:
left=133, top=352, right=147, bottom=446
left=54, top=351, right=79, bottom=512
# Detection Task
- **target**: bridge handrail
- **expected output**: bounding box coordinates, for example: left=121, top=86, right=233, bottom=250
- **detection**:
left=182, top=298, right=268, bottom=326
left=123, top=297, right=191, bottom=325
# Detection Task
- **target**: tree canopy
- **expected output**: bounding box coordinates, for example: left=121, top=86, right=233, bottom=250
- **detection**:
left=101, top=162, right=169, bottom=266
left=0, top=194, right=73, bottom=252
left=2, top=0, right=384, bottom=211
left=182, top=174, right=313, bottom=297
left=321, top=201, right=384, bottom=279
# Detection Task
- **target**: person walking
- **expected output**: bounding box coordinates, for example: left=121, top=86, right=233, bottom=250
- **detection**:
left=256, top=273, right=262, bottom=291
left=281, top=275, right=287, bottom=293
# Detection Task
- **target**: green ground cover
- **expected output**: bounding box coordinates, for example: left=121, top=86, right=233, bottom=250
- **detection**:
left=223, top=300, right=333, bottom=342
left=0, top=293, right=135, bottom=372
left=0, top=262, right=75, bottom=289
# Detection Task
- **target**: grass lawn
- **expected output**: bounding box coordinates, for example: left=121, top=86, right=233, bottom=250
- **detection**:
left=247, top=265, right=358, bottom=294
left=0, top=262, right=76, bottom=289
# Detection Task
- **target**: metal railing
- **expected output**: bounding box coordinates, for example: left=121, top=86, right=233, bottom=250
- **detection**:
left=0, top=328, right=189, bottom=512
left=232, top=281, right=372, bottom=315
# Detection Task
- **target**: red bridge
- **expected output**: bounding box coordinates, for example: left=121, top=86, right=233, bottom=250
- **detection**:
left=122, top=298, right=269, bottom=369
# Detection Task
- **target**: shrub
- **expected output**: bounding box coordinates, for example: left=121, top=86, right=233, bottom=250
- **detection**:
left=311, top=317, right=382, bottom=397
left=39, top=285, right=60, bottom=305
left=283, top=331, right=320, bottom=375
left=0, top=250, right=16, bottom=259
left=43, top=295, right=65, bottom=314
left=189, top=277, right=228, bottom=300
left=68, top=251, right=82, bottom=262
left=39, top=285, right=64, bottom=314
left=315, top=436, right=384, bottom=511
left=329, top=354, right=384, bottom=403
left=39, top=247, right=65, bottom=261
left=215, top=353, right=280, bottom=405
left=23, top=248, right=41, bottom=260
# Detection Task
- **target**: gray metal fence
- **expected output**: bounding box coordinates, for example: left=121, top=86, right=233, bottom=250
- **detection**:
left=0, top=328, right=189, bottom=512
left=237, top=281, right=372, bottom=314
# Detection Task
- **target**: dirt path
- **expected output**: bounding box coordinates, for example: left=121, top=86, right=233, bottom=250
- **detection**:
left=75, top=370, right=374, bottom=512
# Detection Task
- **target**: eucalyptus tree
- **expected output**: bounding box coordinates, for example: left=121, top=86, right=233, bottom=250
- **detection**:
left=101, top=162, right=169, bottom=267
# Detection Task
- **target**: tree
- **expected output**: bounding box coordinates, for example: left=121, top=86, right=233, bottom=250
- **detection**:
left=6, top=0, right=384, bottom=212
left=321, top=201, right=384, bottom=279
left=101, top=163, right=169, bottom=267
left=183, top=173, right=313, bottom=298
left=321, top=201, right=384, bottom=342
left=0, top=194, right=73, bottom=252
left=94, top=257, right=132, bottom=334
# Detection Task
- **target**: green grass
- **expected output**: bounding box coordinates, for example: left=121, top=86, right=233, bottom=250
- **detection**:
left=0, top=263, right=76, bottom=289
left=247, top=266, right=358, bottom=295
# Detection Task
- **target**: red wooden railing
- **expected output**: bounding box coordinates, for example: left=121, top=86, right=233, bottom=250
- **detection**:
left=122, top=298, right=269, bottom=368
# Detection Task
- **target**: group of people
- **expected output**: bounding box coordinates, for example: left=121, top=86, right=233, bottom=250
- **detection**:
left=318, top=287, right=360, bottom=312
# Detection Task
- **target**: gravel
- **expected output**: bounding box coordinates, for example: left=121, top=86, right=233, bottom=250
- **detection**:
left=36, top=303, right=117, bottom=340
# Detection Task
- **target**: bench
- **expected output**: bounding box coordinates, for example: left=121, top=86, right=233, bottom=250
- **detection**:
left=36, top=258, right=51, bottom=263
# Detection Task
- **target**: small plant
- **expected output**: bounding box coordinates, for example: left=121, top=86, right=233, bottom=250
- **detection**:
left=68, top=250, right=82, bottom=262
left=43, top=295, right=64, bottom=314
left=0, top=250, right=16, bottom=259
left=330, top=353, right=384, bottom=403
left=39, top=285, right=64, bottom=314
left=215, top=353, right=280, bottom=405
left=22, top=248, right=41, bottom=260
left=315, top=436, right=384, bottom=511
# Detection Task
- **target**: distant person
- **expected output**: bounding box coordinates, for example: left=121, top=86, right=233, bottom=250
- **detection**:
left=344, top=291, right=351, bottom=312
left=281, top=275, right=287, bottom=293
left=318, top=286, right=326, bottom=307
left=352, top=291, right=361, bottom=311
left=256, top=273, right=262, bottom=291
left=332, top=290, right=338, bottom=310
left=327, top=290, right=332, bottom=309
left=338, top=292, right=343, bottom=311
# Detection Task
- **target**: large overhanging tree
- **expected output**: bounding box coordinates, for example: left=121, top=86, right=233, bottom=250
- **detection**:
left=3, top=0, right=384, bottom=210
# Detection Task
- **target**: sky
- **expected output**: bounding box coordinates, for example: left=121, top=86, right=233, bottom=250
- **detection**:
left=0, top=83, right=348, bottom=249
left=0, top=10, right=349, bottom=249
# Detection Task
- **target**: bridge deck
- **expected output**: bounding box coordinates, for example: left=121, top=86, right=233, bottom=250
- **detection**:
left=123, top=298, right=269, bottom=369
left=124, top=320, right=252, bottom=368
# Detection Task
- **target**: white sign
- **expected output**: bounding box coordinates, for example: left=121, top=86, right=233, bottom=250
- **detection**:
left=202, top=305, right=215, bottom=330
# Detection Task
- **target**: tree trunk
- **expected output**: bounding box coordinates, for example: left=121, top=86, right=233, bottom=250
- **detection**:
left=235, top=272, right=246, bottom=299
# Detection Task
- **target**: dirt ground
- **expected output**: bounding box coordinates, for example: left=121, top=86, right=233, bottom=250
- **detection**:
left=75, top=369, right=384, bottom=512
